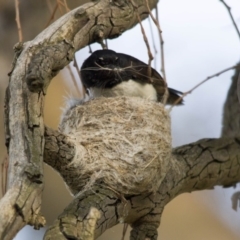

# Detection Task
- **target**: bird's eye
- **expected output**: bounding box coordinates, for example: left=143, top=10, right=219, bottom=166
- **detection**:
left=132, top=75, right=137, bottom=80
left=96, top=57, right=104, bottom=65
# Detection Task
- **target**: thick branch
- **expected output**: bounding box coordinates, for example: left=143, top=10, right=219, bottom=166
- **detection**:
left=0, top=48, right=45, bottom=240
left=44, top=186, right=126, bottom=240
left=44, top=127, right=80, bottom=195
left=172, top=137, right=240, bottom=194
left=25, top=0, right=158, bottom=93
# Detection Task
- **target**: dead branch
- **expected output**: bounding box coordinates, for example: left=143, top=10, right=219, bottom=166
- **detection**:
left=169, top=63, right=240, bottom=109
left=45, top=2, right=59, bottom=28
left=14, top=0, right=23, bottom=42
left=1, top=156, right=8, bottom=196
left=131, top=0, right=154, bottom=79
left=148, top=17, right=158, bottom=69
left=66, top=63, right=82, bottom=96
left=219, top=0, right=240, bottom=41
left=147, top=3, right=168, bottom=105
left=146, top=1, right=165, bottom=80
left=73, top=56, right=84, bottom=95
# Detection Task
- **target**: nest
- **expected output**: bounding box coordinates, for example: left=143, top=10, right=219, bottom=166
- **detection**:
left=59, top=97, right=171, bottom=195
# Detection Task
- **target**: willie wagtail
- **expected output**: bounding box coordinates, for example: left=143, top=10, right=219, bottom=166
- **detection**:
left=80, top=49, right=182, bottom=104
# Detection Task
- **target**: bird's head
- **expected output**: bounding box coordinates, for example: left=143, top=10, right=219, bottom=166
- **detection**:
left=81, top=49, right=124, bottom=89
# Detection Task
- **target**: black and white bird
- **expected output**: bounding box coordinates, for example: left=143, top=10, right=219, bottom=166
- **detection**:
left=80, top=49, right=182, bottom=104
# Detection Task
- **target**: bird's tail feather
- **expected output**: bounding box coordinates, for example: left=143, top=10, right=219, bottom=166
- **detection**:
left=168, top=88, right=183, bottom=105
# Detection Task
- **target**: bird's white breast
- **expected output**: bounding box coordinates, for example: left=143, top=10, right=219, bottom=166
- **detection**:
left=90, top=80, right=158, bottom=101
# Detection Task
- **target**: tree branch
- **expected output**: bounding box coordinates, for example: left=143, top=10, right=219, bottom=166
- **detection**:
left=172, top=137, right=240, bottom=192
left=219, top=0, right=240, bottom=41
left=44, top=126, right=79, bottom=195
left=14, top=0, right=23, bottom=42
left=25, top=0, right=158, bottom=93
left=44, top=186, right=124, bottom=240
left=0, top=47, right=46, bottom=240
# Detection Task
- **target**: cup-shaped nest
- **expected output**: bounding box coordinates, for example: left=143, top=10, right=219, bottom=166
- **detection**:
left=59, top=97, right=171, bottom=195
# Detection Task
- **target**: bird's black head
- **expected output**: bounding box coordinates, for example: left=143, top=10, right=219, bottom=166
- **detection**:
left=81, top=49, right=127, bottom=89
left=80, top=49, right=183, bottom=104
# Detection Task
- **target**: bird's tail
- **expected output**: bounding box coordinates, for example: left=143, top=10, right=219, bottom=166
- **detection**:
left=167, top=88, right=183, bottom=105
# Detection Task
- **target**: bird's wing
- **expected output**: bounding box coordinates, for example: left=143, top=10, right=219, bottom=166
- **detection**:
left=117, top=53, right=183, bottom=104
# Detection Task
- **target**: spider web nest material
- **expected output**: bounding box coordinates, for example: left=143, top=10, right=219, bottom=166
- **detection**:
left=59, top=97, right=171, bottom=195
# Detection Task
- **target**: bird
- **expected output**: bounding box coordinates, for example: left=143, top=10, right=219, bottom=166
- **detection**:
left=80, top=49, right=183, bottom=104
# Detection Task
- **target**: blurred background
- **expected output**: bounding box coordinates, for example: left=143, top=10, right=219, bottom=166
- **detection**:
left=1, top=0, right=240, bottom=239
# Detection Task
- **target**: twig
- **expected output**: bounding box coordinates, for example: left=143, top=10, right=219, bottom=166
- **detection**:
left=105, top=39, right=108, bottom=49
left=45, top=3, right=59, bottom=28
left=45, top=0, right=69, bottom=28
left=73, top=56, right=86, bottom=96
left=1, top=156, right=9, bottom=196
left=155, top=7, right=166, bottom=78
left=148, top=17, right=158, bottom=69
left=63, top=0, right=70, bottom=12
left=88, top=45, right=93, bottom=53
left=145, top=0, right=168, bottom=104
left=150, top=5, right=166, bottom=81
left=66, top=65, right=82, bottom=96
left=129, top=0, right=153, bottom=79
left=146, top=2, right=168, bottom=105
left=99, top=40, right=107, bottom=49
left=98, top=30, right=107, bottom=49
left=219, top=0, right=240, bottom=41
left=121, top=223, right=128, bottom=240
left=56, top=0, right=65, bottom=14
left=169, top=64, right=240, bottom=111
left=46, top=0, right=53, bottom=13
left=1, top=162, right=3, bottom=196
left=14, top=0, right=23, bottom=42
